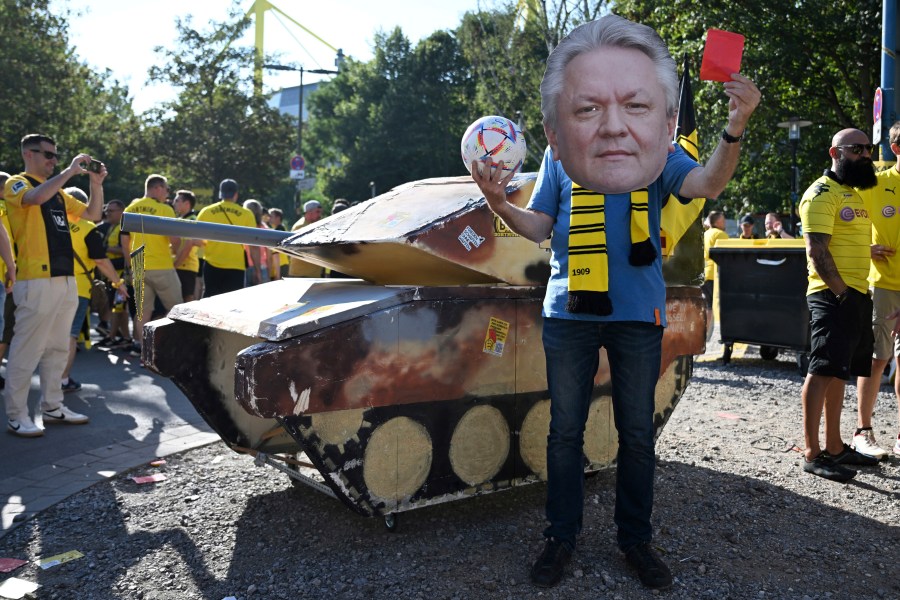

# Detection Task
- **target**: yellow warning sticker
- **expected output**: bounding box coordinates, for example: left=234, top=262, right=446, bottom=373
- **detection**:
left=492, top=215, right=519, bottom=237
left=483, top=317, right=510, bottom=357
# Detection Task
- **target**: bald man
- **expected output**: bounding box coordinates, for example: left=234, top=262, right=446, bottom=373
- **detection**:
left=798, top=128, right=880, bottom=482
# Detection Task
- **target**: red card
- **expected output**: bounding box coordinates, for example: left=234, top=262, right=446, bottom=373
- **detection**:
left=0, top=558, right=27, bottom=573
left=699, top=29, right=744, bottom=81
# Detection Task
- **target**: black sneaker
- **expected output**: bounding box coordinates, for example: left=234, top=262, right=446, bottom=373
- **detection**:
left=624, top=542, right=673, bottom=590
left=61, top=378, right=82, bottom=393
left=802, top=451, right=856, bottom=482
left=96, top=336, right=116, bottom=348
left=96, top=320, right=110, bottom=336
left=529, top=537, right=572, bottom=588
left=828, top=443, right=879, bottom=466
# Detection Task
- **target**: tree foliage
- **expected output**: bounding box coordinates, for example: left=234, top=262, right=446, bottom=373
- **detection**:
left=611, top=0, right=881, bottom=216
left=305, top=28, right=475, bottom=201
left=0, top=0, right=140, bottom=200
left=3, top=0, right=886, bottom=222
left=144, top=9, right=295, bottom=209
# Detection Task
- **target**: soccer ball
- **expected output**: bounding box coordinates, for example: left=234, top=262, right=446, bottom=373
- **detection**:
left=460, top=115, right=526, bottom=176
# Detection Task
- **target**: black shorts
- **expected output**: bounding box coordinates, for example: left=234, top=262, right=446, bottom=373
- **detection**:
left=700, top=280, right=714, bottom=309
left=807, top=288, right=874, bottom=380
left=202, top=263, right=245, bottom=297
left=176, top=269, right=197, bottom=300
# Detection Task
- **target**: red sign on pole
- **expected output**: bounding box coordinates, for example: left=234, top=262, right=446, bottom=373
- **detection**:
left=290, top=155, right=305, bottom=171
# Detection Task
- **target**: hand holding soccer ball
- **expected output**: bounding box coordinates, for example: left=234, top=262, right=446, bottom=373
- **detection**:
left=460, top=115, right=526, bottom=176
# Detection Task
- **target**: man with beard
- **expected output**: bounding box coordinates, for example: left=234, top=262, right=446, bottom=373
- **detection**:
left=798, top=128, right=880, bottom=482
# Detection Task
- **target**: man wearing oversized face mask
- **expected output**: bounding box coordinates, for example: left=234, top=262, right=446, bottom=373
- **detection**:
left=470, top=14, right=760, bottom=591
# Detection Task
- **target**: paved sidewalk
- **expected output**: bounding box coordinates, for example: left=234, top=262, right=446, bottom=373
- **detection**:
left=0, top=340, right=219, bottom=537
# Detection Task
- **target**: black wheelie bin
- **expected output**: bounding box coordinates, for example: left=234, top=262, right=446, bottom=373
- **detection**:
left=709, top=238, right=810, bottom=374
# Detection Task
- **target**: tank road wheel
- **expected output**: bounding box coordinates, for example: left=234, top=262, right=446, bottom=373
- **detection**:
left=722, top=344, right=733, bottom=365
left=759, top=346, right=779, bottom=361
left=384, top=513, right=398, bottom=532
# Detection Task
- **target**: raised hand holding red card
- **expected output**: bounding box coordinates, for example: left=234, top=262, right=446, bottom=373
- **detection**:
left=700, top=29, right=745, bottom=81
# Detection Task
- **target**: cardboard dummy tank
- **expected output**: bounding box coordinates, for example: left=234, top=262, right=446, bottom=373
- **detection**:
left=124, top=174, right=707, bottom=527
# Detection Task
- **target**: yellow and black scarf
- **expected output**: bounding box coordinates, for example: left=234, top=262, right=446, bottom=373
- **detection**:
left=566, top=185, right=656, bottom=315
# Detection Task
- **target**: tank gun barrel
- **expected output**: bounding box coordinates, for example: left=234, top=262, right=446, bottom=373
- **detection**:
left=121, top=213, right=292, bottom=247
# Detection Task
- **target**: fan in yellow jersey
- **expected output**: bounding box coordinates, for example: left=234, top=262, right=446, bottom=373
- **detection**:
left=196, top=179, right=259, bottom=296
left=798, top=128, right=879, bottom=482
left=3, top=134, right=105, bottom=437
left=61, top=187, right=127, bottom=392
left=702, top=210, right=729, bottom=310
left=95, top=200, right=134, bottom=349
left=120, top=174, right=183, bottom=356
left=172, top=189, right=201, bottom=301
left=287, top=200, right=326, bottom=277
left=853, top=120, right=900, bottom=460
left=0, top=172, right=18, bottom=391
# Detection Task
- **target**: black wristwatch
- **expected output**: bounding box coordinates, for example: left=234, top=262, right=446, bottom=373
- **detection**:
left=722, top=128, right=744, bottom=144
left=835, top=288, right=850, bottom=304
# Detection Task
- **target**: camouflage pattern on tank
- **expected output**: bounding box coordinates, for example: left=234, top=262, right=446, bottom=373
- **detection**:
left=143, top=174, right=706, bottom=522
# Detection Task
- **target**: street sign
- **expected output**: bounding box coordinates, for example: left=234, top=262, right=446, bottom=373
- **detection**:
left=296, top=177, right=316, bottom=191
left=291, top=155, right=305, bottom=171
left=874, top=87, right=883, bottom=149
left=289, top=168, right=305, bottom=180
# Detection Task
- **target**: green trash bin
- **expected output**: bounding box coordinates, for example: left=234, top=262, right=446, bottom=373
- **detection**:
left=709, top=239, right=810, bottom=373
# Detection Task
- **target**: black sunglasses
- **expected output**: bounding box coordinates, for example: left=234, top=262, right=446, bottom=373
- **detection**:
left=28, top=148, right=60, bottom=160
left=836, top=144, right=874, bottom=155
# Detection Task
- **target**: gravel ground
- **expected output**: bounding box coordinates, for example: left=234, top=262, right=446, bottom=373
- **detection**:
left=2, top=342, right=899, bottom=600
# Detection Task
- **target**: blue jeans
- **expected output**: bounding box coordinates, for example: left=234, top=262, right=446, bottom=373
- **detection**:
left=541, top=317, right=663, bottom=552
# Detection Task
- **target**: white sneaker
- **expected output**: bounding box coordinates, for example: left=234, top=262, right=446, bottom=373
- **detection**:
left=893, top=438, right=900, bottom=457
left=852, top=429, right=887, bottom=460
left=8, top=416, right=44, bottom=437
left=42, top=405, right=89, bottom=425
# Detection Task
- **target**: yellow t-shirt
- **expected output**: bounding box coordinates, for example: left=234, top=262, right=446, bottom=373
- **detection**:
left=858, top=167, right=900, bottom=291
left=4, top=173, right=87, bottom=279
left=196, top=201, right=257, bottom=270
left=69, top=217, right=101, bottom=299
left=703, top=227, right=729, bottom=281
left=799, top=174, right=871, bottom=295
left=175, top=212, right=200, bottom=273
left=0, top=199, right=12, bottom=281
left=123, top=197, right=176, bottom=270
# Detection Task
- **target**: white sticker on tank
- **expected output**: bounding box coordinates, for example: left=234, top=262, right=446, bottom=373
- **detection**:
left=290, top=382, right=311, bottom=415
left=458, top=225, right=485, bottom=251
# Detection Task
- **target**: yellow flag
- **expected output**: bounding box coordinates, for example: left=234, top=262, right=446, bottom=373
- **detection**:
left=661, top=57, right=706, bottom=257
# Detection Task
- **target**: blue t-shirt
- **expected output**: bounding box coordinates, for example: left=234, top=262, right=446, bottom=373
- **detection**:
left=526, top=146, right=698, bottom=326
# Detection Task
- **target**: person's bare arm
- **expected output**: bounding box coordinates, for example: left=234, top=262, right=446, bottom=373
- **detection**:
left=22, top=154, right=91, bottom=206
left=82, top=166, right=107, bottom=221
left=805, top=232, right=847, bottom=294
left=470, top=159, right=554, bottom=243
left=94, top=258, right=128, bottom=300
left=0, top=226, right=15, bottom=291
left=679, top=73, right=761, bottom=199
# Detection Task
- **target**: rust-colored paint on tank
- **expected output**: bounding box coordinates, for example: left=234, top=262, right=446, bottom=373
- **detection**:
left=234, top=286, right=705, bottom=419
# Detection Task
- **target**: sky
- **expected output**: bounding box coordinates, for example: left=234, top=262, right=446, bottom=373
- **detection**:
left=51, top=0, right=485, bottom=114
